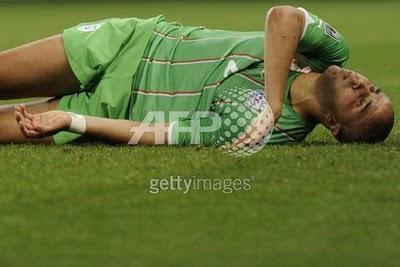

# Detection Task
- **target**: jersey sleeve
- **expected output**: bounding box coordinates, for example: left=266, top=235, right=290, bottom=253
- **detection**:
left=295, top=7, right=350, bottom=72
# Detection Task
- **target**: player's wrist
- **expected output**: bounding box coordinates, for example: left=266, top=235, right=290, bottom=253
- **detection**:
left=63, top=112, right=72, bottom=130
left=67, top=112, right=87, bottom=134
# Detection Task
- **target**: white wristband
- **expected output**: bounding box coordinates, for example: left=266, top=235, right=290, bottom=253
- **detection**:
left=68, top=112, right=87, bottom=134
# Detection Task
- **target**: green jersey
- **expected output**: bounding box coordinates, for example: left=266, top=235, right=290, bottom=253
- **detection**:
left=54, top=8, right=349, bottom=146
left=131, top=7, right=349, bottom=145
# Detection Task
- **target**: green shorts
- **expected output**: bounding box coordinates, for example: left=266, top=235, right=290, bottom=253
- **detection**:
left=54, top=15, right=165, bottom=144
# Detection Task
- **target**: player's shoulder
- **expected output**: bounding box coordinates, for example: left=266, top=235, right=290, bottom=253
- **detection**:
left=267, top=5, right=306, bottom=19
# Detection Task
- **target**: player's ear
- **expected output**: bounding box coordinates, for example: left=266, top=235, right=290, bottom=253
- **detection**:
left=324, top=114, right=341, bottom=137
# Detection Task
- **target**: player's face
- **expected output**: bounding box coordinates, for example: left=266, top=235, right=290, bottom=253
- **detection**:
left=320, top=65, right=393, bottom=134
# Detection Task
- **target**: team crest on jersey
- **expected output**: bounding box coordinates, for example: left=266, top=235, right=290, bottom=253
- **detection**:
left=324, top=23, right=341, bottom=41
left=78, top=23, right=102, bottom=32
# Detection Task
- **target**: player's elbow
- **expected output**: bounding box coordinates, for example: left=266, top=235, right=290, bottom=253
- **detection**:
left=266, top=5, right=303, bottom=25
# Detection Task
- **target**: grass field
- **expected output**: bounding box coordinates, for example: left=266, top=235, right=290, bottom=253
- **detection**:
left=1, top=1, right=400, bottom=266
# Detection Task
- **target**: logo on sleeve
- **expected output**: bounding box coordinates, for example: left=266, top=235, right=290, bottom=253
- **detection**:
left=324, top=23, right=341, bottom=41
left=78, top=23, right=102, bottom=32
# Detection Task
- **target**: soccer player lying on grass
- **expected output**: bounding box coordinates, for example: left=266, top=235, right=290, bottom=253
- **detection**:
left=0, top=5, right=394, bottom=147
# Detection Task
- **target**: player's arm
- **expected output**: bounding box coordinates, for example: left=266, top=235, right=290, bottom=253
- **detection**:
left=264, top=5, right=305, bottom=122
left=14, top=104, right=168, bottom=145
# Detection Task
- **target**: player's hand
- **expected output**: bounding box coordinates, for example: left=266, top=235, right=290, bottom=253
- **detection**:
left=15, top=104, right=71, bottom=138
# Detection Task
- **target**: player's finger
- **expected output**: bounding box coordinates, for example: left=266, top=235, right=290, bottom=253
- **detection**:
left=19, top=104, right=31, bottom=120
left=22, top=118, right=35, bottom=131
left=14, top=105, right=21, bottom=113
left=15, top=110, right=34, bottom=130
left=18, top=121, right=30, bottom=137
left=19, top=121, right=40, bottom=138
left=15, top=111, right=23, bottom=123
left=20, top=104, right=34, bottom=120
left=15, top=104, right=24, bottom=114
left=26, top=128, right=41, bottom=138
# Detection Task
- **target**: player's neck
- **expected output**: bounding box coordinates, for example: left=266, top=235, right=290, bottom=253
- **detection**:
left=290, top=72, right=325, bottom=123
